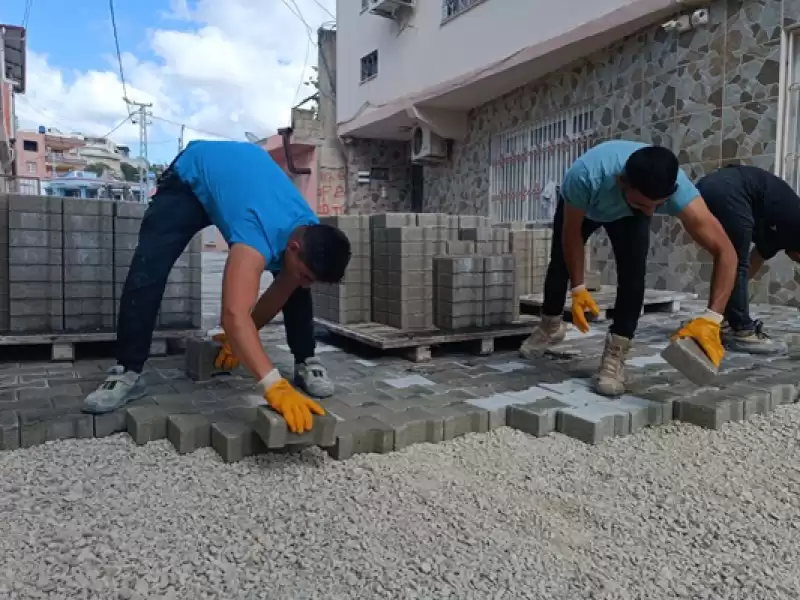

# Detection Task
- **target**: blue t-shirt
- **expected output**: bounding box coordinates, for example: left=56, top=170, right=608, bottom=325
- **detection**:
left=174, top=140, right=319, bottom=270
left=561, top=140, right=700, bottom=222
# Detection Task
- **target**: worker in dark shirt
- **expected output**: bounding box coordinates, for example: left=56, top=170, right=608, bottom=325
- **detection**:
left=696, top=164, right=800, bottom=354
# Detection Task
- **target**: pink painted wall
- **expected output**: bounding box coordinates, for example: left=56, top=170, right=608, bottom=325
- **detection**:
left=204, top=136, right=319, bottom=252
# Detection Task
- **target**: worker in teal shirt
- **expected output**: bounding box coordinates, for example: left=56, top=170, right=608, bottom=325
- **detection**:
left=520, top=140, right=738, bottom=396
left=82, top=140, right=352, bottom=434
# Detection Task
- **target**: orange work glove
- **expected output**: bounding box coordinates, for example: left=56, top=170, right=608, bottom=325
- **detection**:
left=212, top=333, right=239, bottom=371
left=571, top=285, right=600, bottom=334
left=670, top=312, right=725, bottom=368
left=259, top=370, right=325, bottom=434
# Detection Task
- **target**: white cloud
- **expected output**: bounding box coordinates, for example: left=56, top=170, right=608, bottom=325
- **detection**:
left=14, top=0, right=334, bottom=162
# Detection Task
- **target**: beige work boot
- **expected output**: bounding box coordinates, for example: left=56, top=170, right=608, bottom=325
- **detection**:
left=593, top=333, right=632, bottom=397
left=519, top=315, right=568, bottom=359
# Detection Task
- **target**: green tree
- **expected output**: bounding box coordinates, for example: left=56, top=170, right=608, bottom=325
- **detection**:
left=84, top=162, right=107, bottom=177
left=120, top=162, right=140, bottom=182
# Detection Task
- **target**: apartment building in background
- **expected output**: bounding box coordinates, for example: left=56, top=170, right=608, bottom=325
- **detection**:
left=335, top=0, right=800, bottom=306
left=1, top=24, right=25, bottom=179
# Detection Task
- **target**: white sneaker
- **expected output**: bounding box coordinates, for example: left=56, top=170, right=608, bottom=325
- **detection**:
left=82, top=365, right=146, bottom=414
left=294, top=357, right=334, bottom=398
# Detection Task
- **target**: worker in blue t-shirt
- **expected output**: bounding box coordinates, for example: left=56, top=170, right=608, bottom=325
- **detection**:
left=82, top=140, right=352, bottom=434
left=519, top=140, right=738, bottom=396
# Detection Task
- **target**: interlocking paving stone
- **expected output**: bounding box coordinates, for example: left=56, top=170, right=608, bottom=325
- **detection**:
left=506, top=397, right=571, bottom=437
left=0, top=410, right=20, bottom=450
left=167, top=414, right=212, bottom=454
left=252, top=406, right=337, bottom=449
left=328, top=416, right=395, bottom=460
left=126, top=405, right=168, bottom=445
left=18, top=408, right=93, bottom=448
left=210, top=421, right=265, bottom=463
left=661, top=338, right=719, bottom=386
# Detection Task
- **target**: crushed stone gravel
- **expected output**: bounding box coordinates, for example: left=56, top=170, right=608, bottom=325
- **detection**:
left=3, top=406, right=800, bottom=599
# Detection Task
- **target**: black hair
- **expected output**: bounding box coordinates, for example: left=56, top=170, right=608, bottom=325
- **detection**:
left=301, top=224, right=352, bottom=283
left=624, top=145, right=680, bottom=200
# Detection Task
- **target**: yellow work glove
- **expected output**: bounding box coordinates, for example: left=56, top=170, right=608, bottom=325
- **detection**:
left=670, top=311, right=725, bottom=368
left=571, top=285, right=600, bottom=334
left=259, top=370, right=326, bottom=434
left=212, top=333, right=239, bottom=370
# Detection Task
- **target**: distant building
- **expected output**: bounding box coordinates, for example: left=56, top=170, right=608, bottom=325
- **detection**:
left=1, top=24, right=26, bottom=179
left=42, top=170, right=148, bottom=202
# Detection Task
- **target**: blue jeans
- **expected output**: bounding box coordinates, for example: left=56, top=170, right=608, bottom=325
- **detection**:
left=116, top=178, right=316, bottom=373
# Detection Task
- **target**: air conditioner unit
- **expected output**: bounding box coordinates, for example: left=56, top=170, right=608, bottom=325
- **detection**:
left=411, top=124, right=448, bottom=163
left=368, top=0, right=415, bottom=19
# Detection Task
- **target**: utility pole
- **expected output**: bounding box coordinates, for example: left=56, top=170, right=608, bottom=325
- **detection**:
left=178, top=124, right=185, bottom=153
left=127, top=98, right=152, bottom=202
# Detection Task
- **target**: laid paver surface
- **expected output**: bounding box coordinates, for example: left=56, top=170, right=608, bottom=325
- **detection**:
left=0, top=252, right=799, bottom=460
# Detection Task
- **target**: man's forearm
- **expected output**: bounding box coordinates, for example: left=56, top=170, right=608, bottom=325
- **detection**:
left=251, top=277, right=296, bottom=330
left=223, top=313, right=275, bottom=381
left=708, top=246, right=738, bottom=314
left=563, top=233, right=585, bottom=289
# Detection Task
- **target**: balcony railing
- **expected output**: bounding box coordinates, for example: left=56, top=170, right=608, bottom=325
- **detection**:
left=0, top=175, right=42, bottom=195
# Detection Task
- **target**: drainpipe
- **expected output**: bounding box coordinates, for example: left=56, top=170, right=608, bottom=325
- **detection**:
left=277, top=126, right=311, bottom=175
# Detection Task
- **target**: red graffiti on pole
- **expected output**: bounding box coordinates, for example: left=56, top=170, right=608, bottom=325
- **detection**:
left=317, top=167, right=346, bottom=216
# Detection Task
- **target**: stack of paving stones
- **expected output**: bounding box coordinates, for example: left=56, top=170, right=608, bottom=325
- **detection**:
left=433, top=255, right=518, bottom=329
left=0, top=193, right=202, bottom=336
left=63, top=199, right=115, bottom=331
left=2, top=306, right=800, bottom=459
left=8, top=195, right=63, bottom=333
left=311, top=215, right=371, bottom=324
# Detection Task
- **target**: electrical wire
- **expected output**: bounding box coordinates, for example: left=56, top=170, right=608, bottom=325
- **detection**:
left=149, top=115, right=236, bottom=141
left=108, top=0, right=132, bottom=114
left=102, top=114, right=133, bottom=139
left=309, top=0, right=335, bottom=20
left=22, top=0, right=34, bottom=28
left=293, top=38, right=312, bottom=105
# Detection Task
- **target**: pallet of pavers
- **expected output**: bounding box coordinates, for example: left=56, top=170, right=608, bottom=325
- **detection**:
left=314, top=317, right=539, bottom=362
left=520, top=286, right=694, bottom=319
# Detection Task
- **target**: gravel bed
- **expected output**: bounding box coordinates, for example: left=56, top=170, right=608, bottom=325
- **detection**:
left=3, top=406, right=800, bottom=600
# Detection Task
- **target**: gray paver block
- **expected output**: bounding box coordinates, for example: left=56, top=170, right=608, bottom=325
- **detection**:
left=674, top=391, right=744, bottom=430
left=660, top=338, right=718, bottom=386
left=0, top=410, right=20, bottom=450
left=557, top=404, right=631, bottom=444
left=19, top=411, right=94, bottom=448
left=507, top=397, right=570, bottom=437
left=185, top=337, right=230, bottom=382
left=211, top=421, right=265, bottom=463
left=428, top=402, right=489, bottom=440
left=374, top=407, right=443, bottom=450
left=167, top=414, right=211, bottom=454
left=328, top=416, right=395, bottom=460
left=126, top=405, right=168, bottom=445
left=94, top=398, right=157, bottom=438
left=767, top=383, right=797, bottom=406
left=253, top=406, right=337, bottom=449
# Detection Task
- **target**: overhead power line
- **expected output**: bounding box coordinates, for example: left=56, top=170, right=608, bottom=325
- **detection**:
left=22, top=0, right=34, bottom=28
left=108, top=0, right=132, bottom=114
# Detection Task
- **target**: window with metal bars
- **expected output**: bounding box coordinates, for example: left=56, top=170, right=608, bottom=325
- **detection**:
left=360, top=50, right=378, bottom=83
left=777, top=29, right=800, bottom=190
left=488, top=106, right=596, bottom=224
left=442, top=0, right=485, bottom=22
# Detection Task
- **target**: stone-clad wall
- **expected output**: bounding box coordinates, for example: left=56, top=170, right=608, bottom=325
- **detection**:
left=0, top=194, right=202, bottom=335
left=422, top=0, right=797, bottom=305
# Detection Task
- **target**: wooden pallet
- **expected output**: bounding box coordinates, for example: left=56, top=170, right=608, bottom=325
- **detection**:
left=520, top=286, right=693, bottom=319
left=0, top=328, right=205, bottom=361
left=314, top=317, right=539, bottom=362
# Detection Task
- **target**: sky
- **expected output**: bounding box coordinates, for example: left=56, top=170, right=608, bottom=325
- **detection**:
left=1, top=0, right=335, bottom=164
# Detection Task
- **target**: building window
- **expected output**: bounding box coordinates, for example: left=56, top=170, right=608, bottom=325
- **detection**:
left=23, top=140, right=39, bottom=152
left=778, top=30, right=800, bottom=190
left=489, top=105, right=596, bottom=224
left=26, top=161, right=37, bottom=175
left=442, top=0, right=486, bottom=22
left=360, top=50, right=378, bottom=83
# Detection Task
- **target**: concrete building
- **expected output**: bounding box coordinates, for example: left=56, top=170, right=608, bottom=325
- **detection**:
left=1, top=24, right=26, bottom=180
left=15, top=127, right=87, bottom=179
left=335, top=0, right=800, bottom=305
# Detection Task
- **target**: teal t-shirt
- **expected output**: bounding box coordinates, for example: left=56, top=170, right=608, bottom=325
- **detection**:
left=174, top=140, right=319, bottom=270
left=561, top=140, right=700, bottom=222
